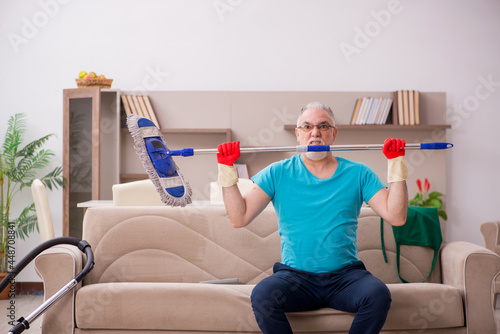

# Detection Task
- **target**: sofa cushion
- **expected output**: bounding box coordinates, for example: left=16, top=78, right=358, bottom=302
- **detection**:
left=75, top=282, right=463, bottom=332
left=382, top=283, right=464, bottom=330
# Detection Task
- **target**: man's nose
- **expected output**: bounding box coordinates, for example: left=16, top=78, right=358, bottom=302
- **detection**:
left=311, top=126, right=322, bottom=136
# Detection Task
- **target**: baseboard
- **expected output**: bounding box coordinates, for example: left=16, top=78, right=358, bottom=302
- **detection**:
left=16, top=282, right=43, bottom=295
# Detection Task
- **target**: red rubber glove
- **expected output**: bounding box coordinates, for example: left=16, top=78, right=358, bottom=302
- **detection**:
left=383, top=138, right=406, bottom=159
left=217, top=141, right=240, bottom=166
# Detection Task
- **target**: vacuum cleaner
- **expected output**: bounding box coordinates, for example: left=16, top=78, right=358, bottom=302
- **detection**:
left=0, top=237, right=94, bottom=334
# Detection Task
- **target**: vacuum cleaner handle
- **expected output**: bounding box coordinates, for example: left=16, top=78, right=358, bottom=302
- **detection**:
left=163, top=142, right=454, bottom=156
left=1, top=237, right=94, bottom=334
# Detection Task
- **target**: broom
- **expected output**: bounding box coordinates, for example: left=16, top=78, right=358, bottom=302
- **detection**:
left=127, top=115, right=453, bottom=207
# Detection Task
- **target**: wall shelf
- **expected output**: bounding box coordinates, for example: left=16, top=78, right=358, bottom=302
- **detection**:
left=121, top=127, right=231, bottom=141
left=284, top=124, right=451, bottom=131
left=120, top=173, right=148, bottom=183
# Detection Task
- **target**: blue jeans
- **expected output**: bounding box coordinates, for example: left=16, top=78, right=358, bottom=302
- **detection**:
left=251, top=261, right=391, bottom=334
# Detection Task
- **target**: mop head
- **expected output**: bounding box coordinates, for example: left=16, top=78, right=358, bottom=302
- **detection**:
left=127, top=114, right=192, bottom=207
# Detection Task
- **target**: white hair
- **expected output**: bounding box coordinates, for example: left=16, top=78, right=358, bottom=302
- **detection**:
left=297, top=102, right=336, bottom=126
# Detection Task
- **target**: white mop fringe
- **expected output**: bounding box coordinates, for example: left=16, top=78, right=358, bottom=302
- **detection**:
left=126, top=115, right=192, bottom=207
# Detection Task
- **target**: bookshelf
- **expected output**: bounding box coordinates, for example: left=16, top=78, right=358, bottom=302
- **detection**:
left=284, top=91, right=449, bottom=131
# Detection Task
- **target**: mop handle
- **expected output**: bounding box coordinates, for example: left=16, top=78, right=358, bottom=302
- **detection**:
left=165, top=142, right=453, bottom=157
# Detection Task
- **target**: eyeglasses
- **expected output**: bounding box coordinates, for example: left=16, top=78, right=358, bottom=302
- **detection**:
left=296, top=123, right=336, bottom=132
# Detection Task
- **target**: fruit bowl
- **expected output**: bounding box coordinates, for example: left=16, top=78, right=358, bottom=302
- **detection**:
left=75, top=78, right=113, bottom=89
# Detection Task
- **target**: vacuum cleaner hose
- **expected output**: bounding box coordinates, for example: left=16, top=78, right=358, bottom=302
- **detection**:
left=0, top=236, right=94, bottom=294
left=1, top=237, right=94, bottom=334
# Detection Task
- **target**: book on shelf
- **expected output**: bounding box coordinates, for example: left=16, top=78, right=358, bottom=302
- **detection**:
left=409, top=90, right=415, bottom=125
left=402, top=90, right=409, bottom=125
left=356, top=97, right=370, bottom=124
left=414, top=90, right=420, bottom=125
left=349, top=97, right=393, bottom=125
left=392, top=90, right=420, bottom=126
left=131, top=96, right=144, bottom=118
left=396, top=90, right=404, bottom=125
left=121, top=95, right=132, bottom=116
left=121, top=94, right=161, bottom=128
left=350, top=98, right=362, bottom=125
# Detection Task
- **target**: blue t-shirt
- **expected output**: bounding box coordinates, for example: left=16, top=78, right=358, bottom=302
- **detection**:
left=251, top=155, right=386, bottom=273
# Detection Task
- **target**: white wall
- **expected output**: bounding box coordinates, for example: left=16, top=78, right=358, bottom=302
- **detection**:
left=1, top=0, right=499, bottom=281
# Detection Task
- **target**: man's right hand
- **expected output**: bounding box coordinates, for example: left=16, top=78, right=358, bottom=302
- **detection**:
left=217, top=141, right=240, bottom=166
left=216, top=140, right=272, bottom=228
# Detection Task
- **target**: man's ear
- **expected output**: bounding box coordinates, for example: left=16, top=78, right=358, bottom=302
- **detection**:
left=333, top=127, right=338, bottom=142
left=295, top=128, right=300, bottom=143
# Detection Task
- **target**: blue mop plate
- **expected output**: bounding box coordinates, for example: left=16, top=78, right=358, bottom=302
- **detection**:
left=127, top=115, right=192, bottom=207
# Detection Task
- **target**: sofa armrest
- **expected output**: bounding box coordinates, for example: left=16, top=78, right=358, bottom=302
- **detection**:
left=34, top=244, right=83, bottom=334
left=441, top=241, right=500, bottom=333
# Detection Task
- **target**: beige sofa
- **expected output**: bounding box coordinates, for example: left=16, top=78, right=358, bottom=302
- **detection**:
left=35, top=205, right=500, bottom=333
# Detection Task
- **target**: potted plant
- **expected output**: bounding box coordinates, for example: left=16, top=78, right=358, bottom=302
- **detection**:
left=409, top=178, right=447, bottom=220
left=0, top=113, right=64, bottom=276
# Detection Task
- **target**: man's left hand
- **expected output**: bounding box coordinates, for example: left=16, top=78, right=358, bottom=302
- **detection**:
left=383, top=138, right=408, bottom=183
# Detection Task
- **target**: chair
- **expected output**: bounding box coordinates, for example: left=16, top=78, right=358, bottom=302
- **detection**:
left=480, top=221, right=500, bottom=306
left=31, top=179, right=55, bottom=242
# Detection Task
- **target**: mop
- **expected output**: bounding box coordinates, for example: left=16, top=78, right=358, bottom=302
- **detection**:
left=127, top=115, right=453, bottom=207
left=127, top=115, right=193, bottom=207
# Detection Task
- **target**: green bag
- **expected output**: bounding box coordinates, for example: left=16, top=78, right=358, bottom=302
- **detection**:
left=381, top=206, right=442, bottom=283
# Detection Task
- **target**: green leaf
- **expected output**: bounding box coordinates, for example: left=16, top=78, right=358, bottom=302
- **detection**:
left=1, top=113, right=26, bottom=167
left=13, top=149, right=55, bottom=186
left=17, top=134, right=53, bottom=158
left=39, top=166, right=64, bottom=190
left=428, top=191, right=444, bottom=199
left=409, top=193, right=423, bottom=206
left=13, top=203, right=38, bottom=240
left=438, top=210, right=448, bottom=221
left=425, top=198, right=443, bottom=209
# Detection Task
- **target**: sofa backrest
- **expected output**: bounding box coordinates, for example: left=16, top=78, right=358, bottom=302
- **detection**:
left=82, top=205, right=441, bottom=286
left=82, top=205, right=281, bottom=285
